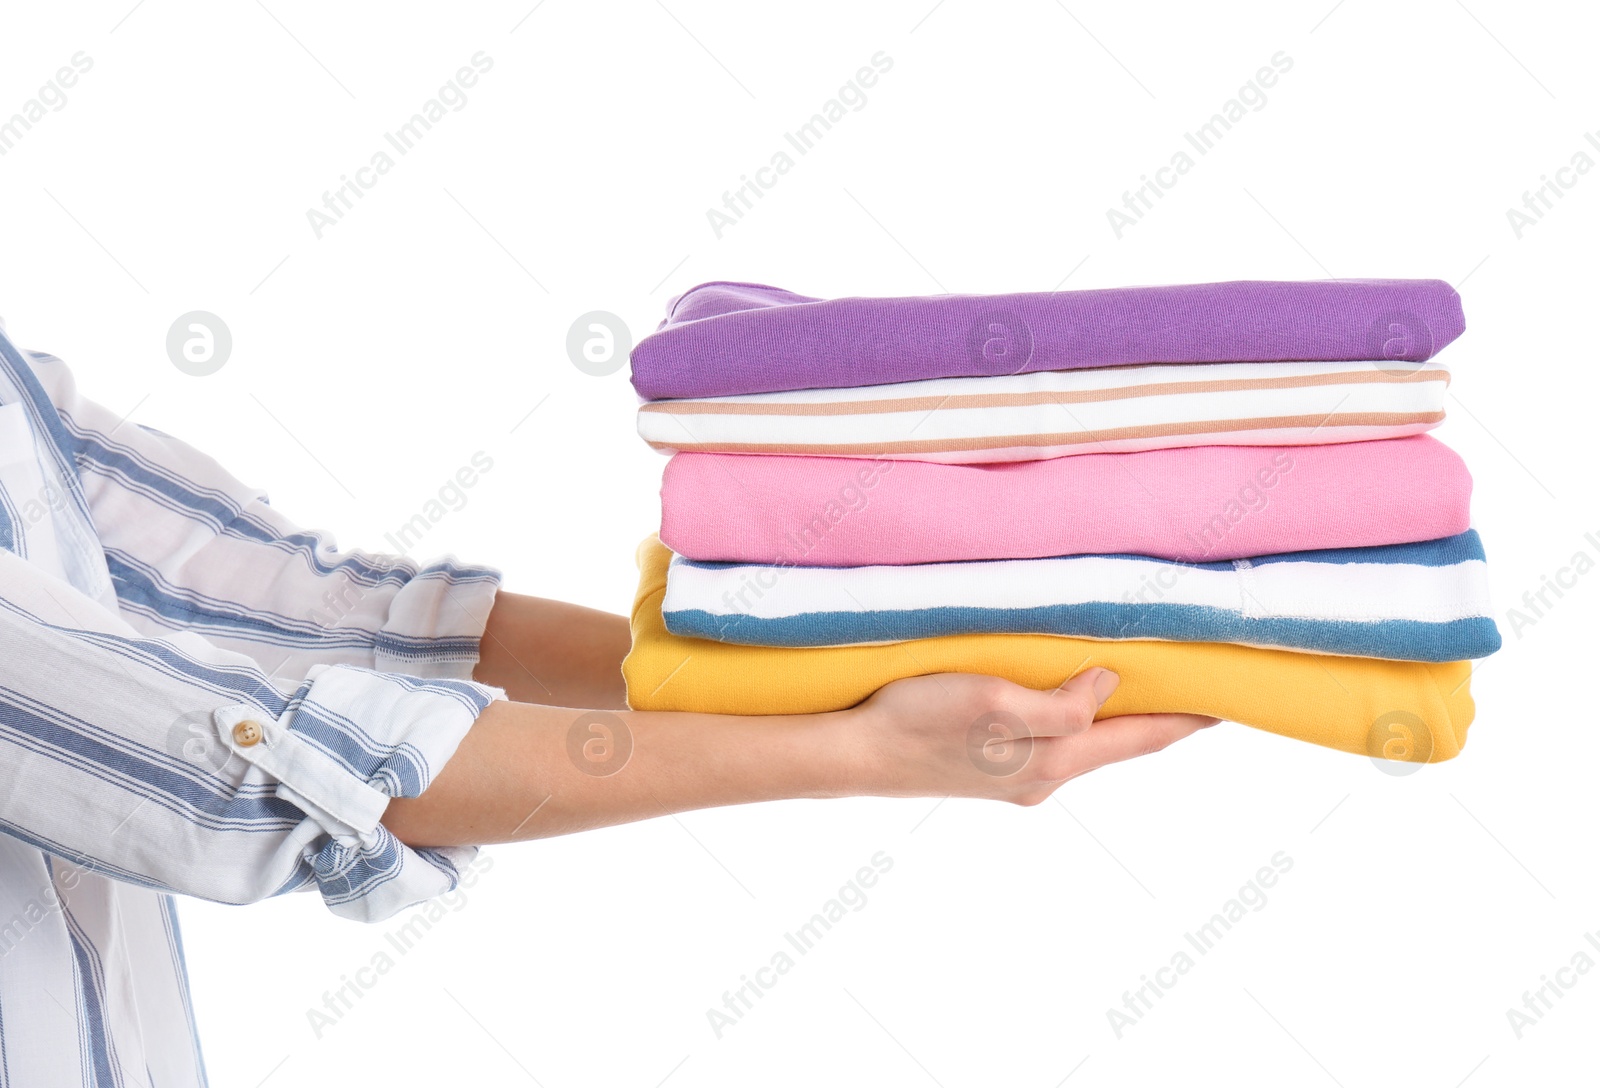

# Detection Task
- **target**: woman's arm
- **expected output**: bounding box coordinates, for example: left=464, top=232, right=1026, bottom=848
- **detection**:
left=29, top=348, right=502, bottom=683
left=382, top=666, right=1217, bottom=848
left=474, top=591, right=631, bottom=708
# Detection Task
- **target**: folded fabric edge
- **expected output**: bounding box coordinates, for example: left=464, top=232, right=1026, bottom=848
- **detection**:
left=627, top=537, right=1472, bottom=763
left=660, top=606, right=1503, bottom=663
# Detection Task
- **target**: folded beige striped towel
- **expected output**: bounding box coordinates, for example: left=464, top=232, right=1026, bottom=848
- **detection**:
left=637, top=359, right=1448, bottom=463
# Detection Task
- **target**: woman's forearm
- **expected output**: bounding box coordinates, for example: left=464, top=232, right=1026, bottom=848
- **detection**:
left=382, top=669, right=1217, bottom=849
left=474, top=591, right=631, bottom=709
left=381, top=699, right=861, bottom=847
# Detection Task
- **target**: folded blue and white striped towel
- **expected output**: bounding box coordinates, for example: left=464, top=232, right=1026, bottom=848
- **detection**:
left=661, top=531, right=1501, bottom=662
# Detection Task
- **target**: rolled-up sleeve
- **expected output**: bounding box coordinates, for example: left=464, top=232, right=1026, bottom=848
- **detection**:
left=0, top=346, right=504, bottom=922
left=0, top=544, right=500, bottom=922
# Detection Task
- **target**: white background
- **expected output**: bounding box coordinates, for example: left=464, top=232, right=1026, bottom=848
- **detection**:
left=1, top=0, right=1596, bottom=1084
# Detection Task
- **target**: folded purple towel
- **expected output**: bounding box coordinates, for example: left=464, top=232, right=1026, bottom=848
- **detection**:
left=629, top=279, right=1465, bottom=399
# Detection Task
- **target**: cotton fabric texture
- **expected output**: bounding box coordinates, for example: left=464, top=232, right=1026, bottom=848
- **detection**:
left=661, top=530, right=1501, bottom=662
left=639, top=359, right=1449, bottom=463
left=659, top=435, right=1473, bottom=567
left=629, top=279, right=1466, bottom=399
left=625, top=537, right=1474, bottom=761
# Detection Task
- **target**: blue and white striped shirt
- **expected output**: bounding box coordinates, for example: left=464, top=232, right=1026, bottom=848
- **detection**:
left=0, top=325, right=504, bottom=1085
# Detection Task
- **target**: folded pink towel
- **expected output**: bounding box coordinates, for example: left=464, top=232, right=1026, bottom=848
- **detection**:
left=659, top=435, right=1473, bottom=566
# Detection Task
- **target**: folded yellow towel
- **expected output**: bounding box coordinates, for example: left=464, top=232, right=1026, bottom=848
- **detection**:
left=624, top=538, right=1474, bottom=762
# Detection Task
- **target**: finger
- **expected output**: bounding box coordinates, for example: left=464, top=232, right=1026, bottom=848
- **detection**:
left=1059, top=712, right=1219, bottom=774
left=1032, top=667, right=1121, bottom=736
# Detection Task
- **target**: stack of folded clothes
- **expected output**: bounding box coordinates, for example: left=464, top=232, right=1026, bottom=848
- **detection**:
left=622, top=279, right=1499, bottom=763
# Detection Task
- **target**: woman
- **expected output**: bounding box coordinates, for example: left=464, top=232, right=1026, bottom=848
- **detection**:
left=0, top=326, right=1212, bottom=1084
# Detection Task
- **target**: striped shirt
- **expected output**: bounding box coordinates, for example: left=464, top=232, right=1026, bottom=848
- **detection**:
left=0, top=326, right=504, bottom=1085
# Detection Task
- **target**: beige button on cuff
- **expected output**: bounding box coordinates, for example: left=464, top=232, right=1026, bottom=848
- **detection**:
left=209, top=703, right=391, bottom=838
left=212, top=705, right=282, bottom=754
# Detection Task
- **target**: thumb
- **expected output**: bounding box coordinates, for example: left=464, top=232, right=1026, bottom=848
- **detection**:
left=1049, top=666, right=1121, bottom=730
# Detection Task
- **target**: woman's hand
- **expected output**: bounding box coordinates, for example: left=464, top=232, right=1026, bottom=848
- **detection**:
left=847, top=668, right=1218, bottom=806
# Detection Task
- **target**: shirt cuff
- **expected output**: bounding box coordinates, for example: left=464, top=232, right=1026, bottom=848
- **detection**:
left=373, top=557, right=503, bottom=680
left=212, top=662, right=504, bottom=922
